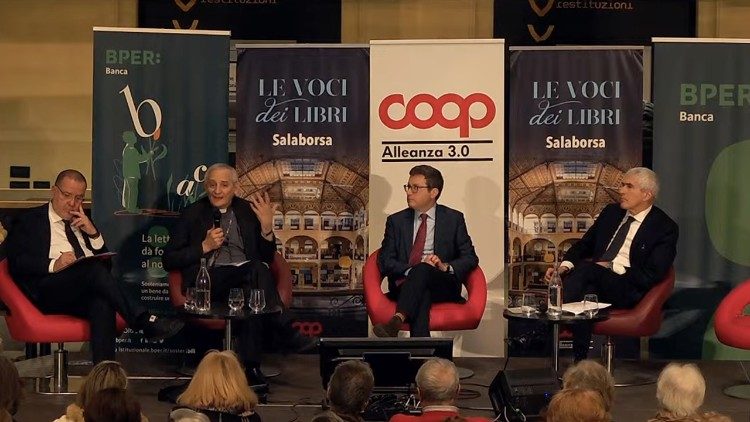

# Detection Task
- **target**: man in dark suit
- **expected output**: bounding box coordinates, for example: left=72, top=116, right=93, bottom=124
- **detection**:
left=6, top=169, right=183, bottom=363
left=545, top=167, right=678, bottom=361
left=374, top=165, right=479, bottom=337
left=163, top=163, right=314, bottom=387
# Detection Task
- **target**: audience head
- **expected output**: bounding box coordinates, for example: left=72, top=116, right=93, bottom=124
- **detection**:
left=83, top=387, right=140, bottom=422
left=51, top=169, right=87, bottom=220
left=562, top=359, right=615, bottom=411
left=655, top=363, right=706, bottom=418
left=169, top=408, right=211, bottom=422
left=76, top=360, right=128, bottom=410
left=415, top=358, right=460, bottom=406
left=326, top=360, right=374, bottom=417
left=178, top=349, right=258, bottom=413
left=204, top=163, right=239, bottom=210
left=0, top=356, right=22, bottom=416
left=546, top=388, right=610, bottom=422
left=310, top=413, right=345, bottom=422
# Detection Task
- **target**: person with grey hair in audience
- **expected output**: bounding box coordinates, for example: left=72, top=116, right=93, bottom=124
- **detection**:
left=311, top=360, right=374, bottom=422
left=649, top=363, right=732, bottom=422
left=561, top=360, right=615, bottom=412
left=389, top=358, right=489, bottom=422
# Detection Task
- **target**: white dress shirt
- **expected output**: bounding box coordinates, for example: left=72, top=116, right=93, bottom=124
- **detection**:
left=561, top=205, right=652, bottom=275
left=47, top=203, right=104, bottom=272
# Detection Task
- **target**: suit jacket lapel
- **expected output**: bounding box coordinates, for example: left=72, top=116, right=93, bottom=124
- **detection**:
left=630, top=208, right=655, bottom=258
left=434, top=205, right=447, bottom=257
left=402, top=208, right=415, bottom=261
left=231, top=197, right=254, bottom=256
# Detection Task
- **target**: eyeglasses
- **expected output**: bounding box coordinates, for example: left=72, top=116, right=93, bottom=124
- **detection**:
left=403, top=184, right=430, bottom=193
left=55, top=185, right=85, bottom=202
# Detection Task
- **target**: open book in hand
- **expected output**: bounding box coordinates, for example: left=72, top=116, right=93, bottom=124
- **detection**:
left=561, top=301, right=612, bottom=315
left=56, top=252, right=117, bottom=272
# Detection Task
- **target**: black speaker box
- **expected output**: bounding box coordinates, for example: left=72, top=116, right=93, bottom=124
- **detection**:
left=489, top=367, right=560, bottom=420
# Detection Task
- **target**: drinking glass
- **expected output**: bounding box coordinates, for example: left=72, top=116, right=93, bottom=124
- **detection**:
left=249, top=289, right=266, bottom=313
left=184, top=287, right=196, bottom=311
left=583, top=294, right=599, bottom=318
left=228, top=288, right=244, bottom=312
left=521, top=292, right=537, bottom=317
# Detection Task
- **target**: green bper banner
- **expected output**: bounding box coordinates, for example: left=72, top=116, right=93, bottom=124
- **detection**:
left=92, top=27, right=229, bottom=353
left=653, top=39, right=750, bottom=359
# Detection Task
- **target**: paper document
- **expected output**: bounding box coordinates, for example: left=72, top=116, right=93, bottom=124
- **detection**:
left=56, top=252, right=117, bottom=272
left=561, top=301, right=611, bottom=315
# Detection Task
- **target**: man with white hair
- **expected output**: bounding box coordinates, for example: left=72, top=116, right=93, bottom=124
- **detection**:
left=545, top=167, right=679, bottom=361
left=164, top=163, right=315, bottom=390
left=389, top=358, right=489, bottom=422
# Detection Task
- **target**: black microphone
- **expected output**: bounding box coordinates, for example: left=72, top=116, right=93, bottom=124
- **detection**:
left=213, top=209, right=222, bottom=229
left=209, top=209, right=223, bottom=268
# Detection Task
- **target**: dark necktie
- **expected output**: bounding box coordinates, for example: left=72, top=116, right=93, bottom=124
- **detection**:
left=64, top=220, right=86, bottom=259
left=408, top=213, right=429, bottom=266
left=599, top=216, right=636, bottom=262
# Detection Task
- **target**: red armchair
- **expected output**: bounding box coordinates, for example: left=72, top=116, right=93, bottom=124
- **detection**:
left=0, top=259, right=126, bottom=393
left=714, top=279, right=750, bottom=399
left=167, top=252, right=294, bottom=341
left=592, top=267, right=675, bottom=386
left=363, top=249, right=487, bottom=333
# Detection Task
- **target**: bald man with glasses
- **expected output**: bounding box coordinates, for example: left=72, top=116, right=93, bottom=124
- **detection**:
left=6, top=169, right=183, bottom=363
left=373, top=165, right=478, bottom=338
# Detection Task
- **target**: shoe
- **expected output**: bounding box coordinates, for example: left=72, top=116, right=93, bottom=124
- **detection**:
left=373, top=315, right=402, bottom=338
left=246, top=366, right=268, bottom=387
left=246, top=366, right=270, bottom=399
left=141, top=315, right=185, bottom=340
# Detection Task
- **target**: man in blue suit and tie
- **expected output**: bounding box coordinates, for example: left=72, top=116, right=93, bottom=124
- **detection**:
left=545, top=167, right=678, bottom=361
left=374, top=165, right=479, bottom=337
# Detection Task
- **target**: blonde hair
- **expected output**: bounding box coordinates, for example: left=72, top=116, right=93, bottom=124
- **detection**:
left=76, top=361, right=128, bottom=410
left=656, top=363, right=706, bottom=418
left=562, top=360, right=615, bottom=411
left=177, top=350, right=258, bottom=413
left=546, top=388, right=611, bottom=422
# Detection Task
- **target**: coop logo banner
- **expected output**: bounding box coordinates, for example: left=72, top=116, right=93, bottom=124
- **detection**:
left=369, top=40, right=505, bottom=356
left=370, top=40, right=504, bottom=165
left=92, top=27, right=229, bottom=353
left=378, top=92, right=496, bottom=138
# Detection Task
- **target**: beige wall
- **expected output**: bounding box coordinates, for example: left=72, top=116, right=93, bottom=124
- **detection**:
left=0, top=0, right=136, bottom=189
left=2, top=0, right=750, bottom=189
left=697, top=0, right=750, bottom=38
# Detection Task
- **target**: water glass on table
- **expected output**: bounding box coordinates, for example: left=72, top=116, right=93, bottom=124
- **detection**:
left=583, top=294, right=599, bottom=318
left=184, top=287, right=196, bottom=311
left=228, top=288, right=244, bottom=312
left=249, top=289, right=266, bottom=313
left=521, top=292, right=538, bottom=317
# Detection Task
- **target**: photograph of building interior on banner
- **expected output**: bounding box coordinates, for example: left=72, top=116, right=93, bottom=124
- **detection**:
left=235, top=46, right=369, bottom=337
left=370, top=39, right=504, bottom=357
left=507, top=47, right=644, bottom=356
